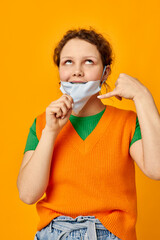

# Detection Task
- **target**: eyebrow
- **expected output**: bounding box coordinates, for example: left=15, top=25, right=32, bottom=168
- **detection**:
left=61, top=56, right=98, bottom=60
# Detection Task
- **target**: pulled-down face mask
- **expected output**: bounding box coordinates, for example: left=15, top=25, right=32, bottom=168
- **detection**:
left=60, top=66, right=107, bottom=114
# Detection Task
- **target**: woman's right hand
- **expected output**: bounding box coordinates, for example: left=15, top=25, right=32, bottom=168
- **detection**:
left=45, top=94, right=73, bottom=134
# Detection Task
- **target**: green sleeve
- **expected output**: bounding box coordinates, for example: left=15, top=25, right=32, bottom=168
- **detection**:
left=23, top=118, right=39, bottom=154
left=129, top=116, right=142, bottom=148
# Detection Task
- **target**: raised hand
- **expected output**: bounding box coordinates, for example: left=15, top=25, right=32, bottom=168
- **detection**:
left=45, top=94, right=73, bottom=134
left=98, top=73, right=147, bottom=101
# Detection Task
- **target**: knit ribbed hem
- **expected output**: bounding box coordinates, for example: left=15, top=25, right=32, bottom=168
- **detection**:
left=36, top=211, right=137, bottom=240
left=97, top=213, right=137, bottom=240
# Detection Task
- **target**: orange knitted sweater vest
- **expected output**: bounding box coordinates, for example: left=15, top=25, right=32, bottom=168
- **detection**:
left=35, top=105, right=137, bottom=240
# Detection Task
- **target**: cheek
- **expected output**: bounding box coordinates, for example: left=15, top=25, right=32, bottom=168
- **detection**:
left=86, top=68, right=103, bottom=81
left=59, top=68, right=71, bottom=81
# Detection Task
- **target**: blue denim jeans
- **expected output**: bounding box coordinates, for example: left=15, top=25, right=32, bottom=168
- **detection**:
left=34, top=215, right=121, bottom=240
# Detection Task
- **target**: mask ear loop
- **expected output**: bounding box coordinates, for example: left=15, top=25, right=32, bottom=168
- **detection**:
left=100, top=65, right=107, bottom=87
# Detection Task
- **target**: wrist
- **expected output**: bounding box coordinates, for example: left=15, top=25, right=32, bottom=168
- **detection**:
left=42, top=126, right=59, bottom=138
left=133, top=86, right=151, bottom=102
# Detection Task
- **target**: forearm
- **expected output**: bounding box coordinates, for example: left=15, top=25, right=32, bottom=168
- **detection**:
left=17, top=127, right=58, bottom=204
left=133, top=87, right=160, bottom=178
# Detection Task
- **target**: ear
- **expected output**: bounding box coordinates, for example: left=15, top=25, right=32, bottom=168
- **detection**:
left=102, top=65, right=111, bottom=80
left=104, top=65, right=111, bottom=79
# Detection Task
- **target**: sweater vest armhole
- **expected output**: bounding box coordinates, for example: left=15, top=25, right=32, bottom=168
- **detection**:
left=129, top=111, right=137, bottom=144
left=36, top=112, right=46, bottom=140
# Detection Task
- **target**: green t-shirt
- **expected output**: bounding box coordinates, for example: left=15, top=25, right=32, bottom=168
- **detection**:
left=24, top=107, right=142, bottom=153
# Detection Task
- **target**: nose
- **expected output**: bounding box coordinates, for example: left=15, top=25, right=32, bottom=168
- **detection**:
left=72, top=66, right=84, bottom=77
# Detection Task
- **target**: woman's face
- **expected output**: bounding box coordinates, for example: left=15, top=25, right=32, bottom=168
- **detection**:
left=59, top=38, right=104, bottom=83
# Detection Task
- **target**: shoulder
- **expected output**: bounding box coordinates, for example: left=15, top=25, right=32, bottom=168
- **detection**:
left=106, top=105, right=136, bottom=120
left=105, top=105, right=137, bottom=138
left=36, top=111, right=46, bottom=123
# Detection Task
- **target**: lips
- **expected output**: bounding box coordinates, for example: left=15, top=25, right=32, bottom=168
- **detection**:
left=70, top=80, right=87, bottom=84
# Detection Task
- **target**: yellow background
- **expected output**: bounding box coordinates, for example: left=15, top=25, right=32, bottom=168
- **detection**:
left=1, top=0, right=160, bottom=239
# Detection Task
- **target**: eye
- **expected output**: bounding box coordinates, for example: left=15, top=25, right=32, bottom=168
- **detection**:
left=85, top=59, right=94, bottom=64
left=65, top=60, right=72, bottom=65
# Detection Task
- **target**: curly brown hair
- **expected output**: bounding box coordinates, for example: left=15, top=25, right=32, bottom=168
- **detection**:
left=53, top=28, right=114, bottom=69
left=53, top=28, right=114, bottom=93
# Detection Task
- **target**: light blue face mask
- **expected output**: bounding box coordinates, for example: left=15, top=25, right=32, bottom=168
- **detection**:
left=60, top=66, right=107, bottom=114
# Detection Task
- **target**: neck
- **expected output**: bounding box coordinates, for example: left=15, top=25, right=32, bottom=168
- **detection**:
left=71, top=93, right=106, bottom=117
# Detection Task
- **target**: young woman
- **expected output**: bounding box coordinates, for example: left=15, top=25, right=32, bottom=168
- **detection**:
left=17, top=28, right=160, bottom=240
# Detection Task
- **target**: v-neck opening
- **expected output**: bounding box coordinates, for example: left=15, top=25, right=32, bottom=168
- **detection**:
left=66, top=105, right=114, bottom=154
left=69, top=107, right=106, bottom=141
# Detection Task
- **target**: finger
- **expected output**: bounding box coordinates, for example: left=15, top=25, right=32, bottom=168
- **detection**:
left=54, top=107, right=63, bottom=118
left=49, top=103, right=68, bottom=118
left=97, top=89, right=118, bottom=99
left=62, top=94, right=74, bottom=104
left=49, top=100, right=70, bottom=118
left=46, top=106, right=62, bottom=118
left=55, top=107, right=63, bottom=118
left=60, top=95, right=73, bottom=109
left=56, top=102, right=68, bottom=117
